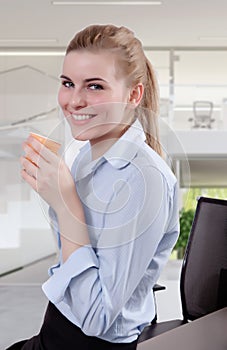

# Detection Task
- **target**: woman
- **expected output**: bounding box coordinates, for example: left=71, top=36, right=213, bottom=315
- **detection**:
left=8, top=24, right=179, bottom=349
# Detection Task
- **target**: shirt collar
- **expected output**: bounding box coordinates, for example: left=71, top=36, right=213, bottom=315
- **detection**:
left=75, top=119, right=146, bottom=181
left=103, top=119, right=146, bottom=169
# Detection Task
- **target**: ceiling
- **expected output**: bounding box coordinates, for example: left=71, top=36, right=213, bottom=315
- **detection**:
left=0, top=0, right=227, bottom=50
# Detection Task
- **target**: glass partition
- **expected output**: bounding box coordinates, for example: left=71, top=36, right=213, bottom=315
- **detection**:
left=0, top=61, right=63, bottom=275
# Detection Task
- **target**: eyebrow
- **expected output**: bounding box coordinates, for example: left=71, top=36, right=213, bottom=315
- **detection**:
left=59, top=74, right=72, bottom=81
left=85, top=77, right=107, bottom=83
left=59, top=75, right=107, bottom=83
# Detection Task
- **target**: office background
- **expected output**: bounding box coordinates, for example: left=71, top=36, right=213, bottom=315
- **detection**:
left=0, top=3, right=227, bottom=342
left=1, top=0, right=227, bottom=277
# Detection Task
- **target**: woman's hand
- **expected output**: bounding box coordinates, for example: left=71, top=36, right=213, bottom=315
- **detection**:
left=20, top=135, right=90, bottom=258
left=20, top=135, right=78, bottom=215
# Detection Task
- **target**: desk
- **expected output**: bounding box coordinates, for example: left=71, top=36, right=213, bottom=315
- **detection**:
left=137, top=308, right=227, bottom=350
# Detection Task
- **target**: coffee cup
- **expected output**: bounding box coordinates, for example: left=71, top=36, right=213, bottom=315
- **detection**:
left=29, top=132, right=61, bottom=154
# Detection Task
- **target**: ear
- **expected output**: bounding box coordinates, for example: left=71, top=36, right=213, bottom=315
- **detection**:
left=128, top=83, right=144, bottom=107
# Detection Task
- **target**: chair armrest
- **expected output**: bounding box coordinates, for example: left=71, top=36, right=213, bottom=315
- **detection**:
left=151, top=283, right=166, bottom=325
left=153, top=283, right=166, bottom=292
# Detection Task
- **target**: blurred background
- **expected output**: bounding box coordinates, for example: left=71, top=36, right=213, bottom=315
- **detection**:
left=1, top=1, right=227, bottom=348
left=0, top=0, right=227, bottom=282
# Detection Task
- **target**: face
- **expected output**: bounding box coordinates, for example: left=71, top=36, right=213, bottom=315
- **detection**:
left=58, top=50, right=136, bottom=146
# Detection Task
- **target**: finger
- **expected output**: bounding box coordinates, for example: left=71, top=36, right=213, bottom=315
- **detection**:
left=20, top=156, right=39, bottom=178
left=27, top=137, right=57, bottom=163
left=22, top=144, right=42, bottom=167
left=21, top=168, right=38, bottom=192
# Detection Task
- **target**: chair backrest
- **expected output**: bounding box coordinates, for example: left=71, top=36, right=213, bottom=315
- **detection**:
left=180, top=196, right=227, bottom=321
left=193, top=101, right=213, bottom=118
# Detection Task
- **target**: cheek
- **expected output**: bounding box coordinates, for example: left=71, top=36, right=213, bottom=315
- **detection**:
left=58, top=89, right=67, bottom=109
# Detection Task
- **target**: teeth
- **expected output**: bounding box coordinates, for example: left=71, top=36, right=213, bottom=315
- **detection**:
left=72, top=114, right=95, bottom=121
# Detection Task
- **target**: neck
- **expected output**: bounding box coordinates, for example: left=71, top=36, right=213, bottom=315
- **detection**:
left=90, top=137, right=118, bottom=160
left=89, top=122, right=131, bottom=160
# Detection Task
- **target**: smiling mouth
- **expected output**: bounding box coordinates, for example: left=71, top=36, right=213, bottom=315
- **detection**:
left=71, top=114, right=96, bottom=121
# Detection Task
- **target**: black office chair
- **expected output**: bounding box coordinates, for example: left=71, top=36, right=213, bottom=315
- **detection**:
left=138, top=196, right=227, bottom=343
left=188, top=101, right=215, bottom=128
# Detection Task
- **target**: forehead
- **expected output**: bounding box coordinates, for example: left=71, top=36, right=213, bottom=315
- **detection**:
left=62, top=50, right=119, bottom=80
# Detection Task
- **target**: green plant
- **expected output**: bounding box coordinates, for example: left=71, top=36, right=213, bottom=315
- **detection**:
left=183, top=188, right=227, bottom=211
left=175, top=208, right=195, bottom=259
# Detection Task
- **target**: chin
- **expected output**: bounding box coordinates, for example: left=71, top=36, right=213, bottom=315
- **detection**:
left=71, top=127, right=97, bottom=142
left=74, top=134, right=90, bottom=142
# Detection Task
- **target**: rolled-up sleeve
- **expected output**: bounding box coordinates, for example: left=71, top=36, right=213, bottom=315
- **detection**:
left=42, top=246, right=99, bottom=303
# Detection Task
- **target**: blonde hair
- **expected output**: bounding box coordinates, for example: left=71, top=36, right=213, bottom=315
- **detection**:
left=66, top=24, right=162, bottom=156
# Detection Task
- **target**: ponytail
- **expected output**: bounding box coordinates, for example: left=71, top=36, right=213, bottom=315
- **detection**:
left=137, top=58, right=162, bottom=156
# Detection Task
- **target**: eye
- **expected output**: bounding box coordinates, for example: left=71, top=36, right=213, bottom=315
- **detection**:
left=87, top=83, right=104, bottom=91
left=61, top=80, right=74, bottom=88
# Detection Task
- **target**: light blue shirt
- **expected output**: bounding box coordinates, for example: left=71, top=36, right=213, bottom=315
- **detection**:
left=42, top=119, right=179, bottom=343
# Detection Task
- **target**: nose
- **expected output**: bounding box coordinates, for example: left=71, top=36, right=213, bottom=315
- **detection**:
left=69, top=89, right=87, bottom=110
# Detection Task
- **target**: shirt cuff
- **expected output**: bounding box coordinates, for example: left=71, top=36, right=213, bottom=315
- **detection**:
left=42, top=245, right=99, bottom=303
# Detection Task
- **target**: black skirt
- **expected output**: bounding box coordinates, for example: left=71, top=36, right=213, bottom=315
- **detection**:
left=6, top=302, right=138, bottom=350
